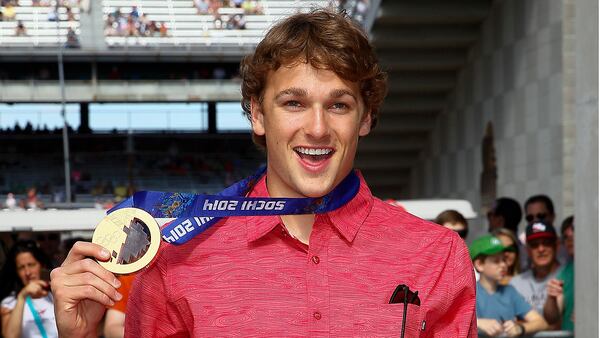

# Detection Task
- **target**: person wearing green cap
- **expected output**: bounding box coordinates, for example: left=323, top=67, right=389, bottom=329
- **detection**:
left=471, top=235, right=547, bottom=337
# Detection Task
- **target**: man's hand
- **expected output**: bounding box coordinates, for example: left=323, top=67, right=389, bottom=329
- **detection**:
left=546, top=278, right=564, bottom=298
left=477, top=318, right=503, bottom=337
left=50, top=241, right=122, bottom=338
left=502, top=320, right=524, bottom=337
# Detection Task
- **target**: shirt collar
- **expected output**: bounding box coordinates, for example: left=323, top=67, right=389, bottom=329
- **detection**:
left=244, top=170, right=374, bottom=243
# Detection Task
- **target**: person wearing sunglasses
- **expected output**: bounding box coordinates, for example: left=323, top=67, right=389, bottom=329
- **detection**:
left=510, top=221, right=561, bottom=327
left=524, top=194, right=555, bottom=226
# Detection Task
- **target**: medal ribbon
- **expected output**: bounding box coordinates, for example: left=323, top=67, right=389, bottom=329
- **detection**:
left=108, top=167, right=360, bottom=245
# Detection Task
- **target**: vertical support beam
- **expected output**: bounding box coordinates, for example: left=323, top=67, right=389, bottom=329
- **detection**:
left=208, top=101, right=217, bottom=134
left=79, top=102, right=90, bottom=134
left=574, top=0, right=598, bottom=336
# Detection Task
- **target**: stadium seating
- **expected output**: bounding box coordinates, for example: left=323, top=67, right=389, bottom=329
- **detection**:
left=102, top=0, right=329, bottom=47
left=0, top=134, right=265, bottom=199
left=0, top=1, right=81, bottom=47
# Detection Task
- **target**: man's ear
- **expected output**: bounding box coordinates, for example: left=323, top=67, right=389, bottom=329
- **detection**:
left=250, top=97, right=265, bottom=136
left=473, top=258, right=484, bottom=273
left=359, top=111, right=372, bottom=137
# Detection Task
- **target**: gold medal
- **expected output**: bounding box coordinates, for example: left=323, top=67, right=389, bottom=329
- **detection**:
left=92, top=208, right=161, bottom=274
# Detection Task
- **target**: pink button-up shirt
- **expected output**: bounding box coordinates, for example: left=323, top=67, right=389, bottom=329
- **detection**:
left=125, top=172, right=476, bottom=337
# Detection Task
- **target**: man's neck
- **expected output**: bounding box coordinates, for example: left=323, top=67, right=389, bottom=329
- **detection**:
left=264, top=173, right=316, bottom=245
left=478, top=274, right=498, bottom=294
left=532, top=261, right=559, bottom=280
left=281, top=214, right=314, bottom=245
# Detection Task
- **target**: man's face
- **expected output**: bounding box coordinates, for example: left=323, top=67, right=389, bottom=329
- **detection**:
left=475, top=253, right=507, bottom=282
left=251, top=62, right=370, bottom=198
left=527, top=237, right=558, bottom=269
left=525, top=201, right=555, bottom=225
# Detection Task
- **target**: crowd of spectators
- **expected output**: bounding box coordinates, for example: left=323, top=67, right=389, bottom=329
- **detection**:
left=193, top=0, right=261, bottom=29
left=1, top=0, right=82, bottom=46
left=1, top=0, right=84, bottom=22
left=105, top=6, right=168, bottom=37
left=103, top=1, right=263, bottom=38
left=434, top=194, right=575, bottom=337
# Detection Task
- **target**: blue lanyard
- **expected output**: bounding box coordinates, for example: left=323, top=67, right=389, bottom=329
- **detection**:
left=25, top=296, right=48, bottom=338
left=109, top=167, right=360, bottom=245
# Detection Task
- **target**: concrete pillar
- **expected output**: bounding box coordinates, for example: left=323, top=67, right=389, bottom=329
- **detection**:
left=78, top=102, right=91, bottom=133
left=207, top=102, right=216, bottom=134
left=573, top=0, right=598, bottom=336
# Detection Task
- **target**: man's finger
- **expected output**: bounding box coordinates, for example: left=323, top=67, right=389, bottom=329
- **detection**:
left=54, top=258, right=120, bottom=289
left=61, top=241, right=111, bottom=266
left=62, top=271, right=123, bottom=303
left=59, top=285, right=117, bottom=307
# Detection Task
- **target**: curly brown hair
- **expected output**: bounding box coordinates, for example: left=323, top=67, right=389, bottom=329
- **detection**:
left=239, top=8, right=388, bottom=148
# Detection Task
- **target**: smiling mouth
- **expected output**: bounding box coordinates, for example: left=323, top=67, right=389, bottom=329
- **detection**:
left=293, top=146, right=335, bottom=163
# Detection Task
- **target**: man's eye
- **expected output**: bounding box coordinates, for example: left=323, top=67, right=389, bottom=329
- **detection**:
left=331, top=103, right=348, bottom=110
left=285, top=101, right=301, bottom=107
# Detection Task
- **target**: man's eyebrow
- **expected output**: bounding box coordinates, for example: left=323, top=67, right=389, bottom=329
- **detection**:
left=329, top=89, right=357, bottom=101
left=274, top=88, right=308, bottom=100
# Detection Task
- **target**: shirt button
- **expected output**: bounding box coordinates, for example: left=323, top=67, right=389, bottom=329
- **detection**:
left=311, top=255, right=320, bottom=264
left=313, top=311, right=322, bottom=320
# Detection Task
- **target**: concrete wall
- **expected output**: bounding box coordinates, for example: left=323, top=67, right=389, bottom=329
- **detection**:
left=411, top=0, right=574, bottom=236
left=573, top=0, right=598, bottom=334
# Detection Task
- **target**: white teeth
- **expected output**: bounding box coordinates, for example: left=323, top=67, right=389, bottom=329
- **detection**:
left=295, top=147, right=332, bottom=156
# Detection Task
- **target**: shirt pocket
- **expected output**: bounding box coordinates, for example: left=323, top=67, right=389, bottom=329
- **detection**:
left=353, top=303, right=423, bottom=338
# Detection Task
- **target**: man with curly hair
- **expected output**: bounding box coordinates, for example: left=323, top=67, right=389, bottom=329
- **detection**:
left=52, top=9, right=476, bottom=337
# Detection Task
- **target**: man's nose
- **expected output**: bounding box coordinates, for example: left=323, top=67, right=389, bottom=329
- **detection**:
left=304, top=106, right=329, bottom=139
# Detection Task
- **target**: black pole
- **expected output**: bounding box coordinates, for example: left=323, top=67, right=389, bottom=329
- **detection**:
left=208, top=102, right=217, bottom=134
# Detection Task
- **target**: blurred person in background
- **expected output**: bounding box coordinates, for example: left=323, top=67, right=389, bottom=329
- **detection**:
left=35, top=232, right=63, bottom=269
left=492, top=228, right=522, bottom=285
left=524, top=195, right=555, bottom=227
left=0, top=240, right=58, bottom=338
left=15, top=20, right=26, bottom=36
left=544, top=216, right=574, bottom=331
left=434, top=209, right=468, bottom=239
left=471, top=235, right=546, bottom=337
left=524, top=194, right=569, bottom=266
left=20, top=187, right=44, bottom=210
left=510, top=221, right=561, bottom=327
left=487, top=197, right=522, bottom=234
left=5, top=193, right=17, bottom=210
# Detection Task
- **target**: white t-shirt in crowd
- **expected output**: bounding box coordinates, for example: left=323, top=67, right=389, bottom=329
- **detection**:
left=1, top=292, right=58, bottom=338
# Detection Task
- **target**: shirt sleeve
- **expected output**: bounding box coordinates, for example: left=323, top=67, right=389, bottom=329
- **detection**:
left=124, top=247, right=189, bottom=338
left=0, top=295, right=16, bottom=310
left=427, top=234, right=477, bottom=337
left=507, top=285, right=532, bottom=319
